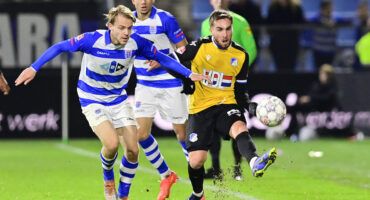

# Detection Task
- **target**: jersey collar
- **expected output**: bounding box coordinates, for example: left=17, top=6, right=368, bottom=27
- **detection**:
left=133, top=6, right=157, bottom=20
left=211, top=36, right=231, bottom=50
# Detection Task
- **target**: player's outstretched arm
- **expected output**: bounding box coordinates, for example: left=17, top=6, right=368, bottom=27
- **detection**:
left=154, top=51, right=210, bottom=82
left=15, top=67, right=36, bottom=86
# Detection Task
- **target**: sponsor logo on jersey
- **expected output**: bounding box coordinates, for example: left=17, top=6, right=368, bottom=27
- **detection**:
left=149, top=25, right=157, bottom=34
left=116, top=63, right=127, bottom=72
left=109, top=61, right=117, bottom=73
left=227, top=109, right=241, bottom=117
left=97, top=51, right=110, bottom=56
left=125, top=50, right=132, bottom=58
left=203, top=69, right=232, bottom=88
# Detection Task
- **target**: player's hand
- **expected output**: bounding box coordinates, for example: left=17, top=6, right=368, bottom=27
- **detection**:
left=190, top=73, right=210, bottom=82
left=248, top=102, right=258, bottom=116
left=145, top=60, right=160, bottom=71
left=181, top=78, right=195, bottom=95
left=0, top=72, right=10, bottom=95
left=15, top=67, right=36, bottom=86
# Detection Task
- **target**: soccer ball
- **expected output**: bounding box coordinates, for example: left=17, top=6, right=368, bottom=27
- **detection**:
left=256, top=96, right=286, bottom=127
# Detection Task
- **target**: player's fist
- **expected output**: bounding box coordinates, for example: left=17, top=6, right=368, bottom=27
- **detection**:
left=248, top=102, right=258, bottom=116
left=15, top=67, right=37, bottom=86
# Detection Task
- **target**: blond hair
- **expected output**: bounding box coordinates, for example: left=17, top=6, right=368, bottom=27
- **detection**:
left=104, top=5, right=135, bottom=26
left=320, top=64, right=334, bottom=74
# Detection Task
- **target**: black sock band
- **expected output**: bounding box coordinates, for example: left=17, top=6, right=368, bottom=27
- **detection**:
left=235, top=131, right=258, bottom=162
left=188, top=164, right=205, bottom=193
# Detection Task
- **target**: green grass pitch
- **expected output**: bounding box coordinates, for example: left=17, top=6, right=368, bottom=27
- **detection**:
left=0, top=138, right=369, bottom=200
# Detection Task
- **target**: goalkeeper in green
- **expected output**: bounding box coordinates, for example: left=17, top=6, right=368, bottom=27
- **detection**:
left=200, top=0, right=257, bottom=181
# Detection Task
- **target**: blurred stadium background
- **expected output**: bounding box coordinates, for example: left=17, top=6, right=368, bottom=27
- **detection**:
left=0, top=0, right=369, bottom=199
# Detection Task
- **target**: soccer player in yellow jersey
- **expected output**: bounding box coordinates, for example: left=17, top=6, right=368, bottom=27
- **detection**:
left=175, top=10, right=277, bottom=200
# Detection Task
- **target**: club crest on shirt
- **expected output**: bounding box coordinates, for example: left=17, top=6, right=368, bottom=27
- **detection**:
left=189, top=133, right=198, bottom=142
left=125, top=50, right=132, bottom=58
left=149, top=25, right=157, bottom=34
left=231, top=58, right=238, bottom=67
left=206, top=54, right=212, bottom=61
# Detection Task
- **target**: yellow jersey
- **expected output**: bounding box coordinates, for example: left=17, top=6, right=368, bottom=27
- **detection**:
left=177, top=36, right=249, bottom=114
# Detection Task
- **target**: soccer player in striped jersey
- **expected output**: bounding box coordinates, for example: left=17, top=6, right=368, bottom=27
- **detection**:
left=0, top=70, right=10, bottom=95
left=131, top=1, right=190, bottom=199
left=14, top=5, right=207, bottom=200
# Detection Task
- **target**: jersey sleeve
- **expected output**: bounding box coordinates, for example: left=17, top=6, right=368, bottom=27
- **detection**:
left=31, top=32, right=94, bottom=71
left=200, top=18, right=211, bottom=37
left=134, top=34, right=192, bottom=78
left=163, top=13, right=186, bottom=44
left=175, top=38, right=203, bottom=63
left=234, top=19, right=257, bottom=66
left=234, top=52, right=250, bottom=108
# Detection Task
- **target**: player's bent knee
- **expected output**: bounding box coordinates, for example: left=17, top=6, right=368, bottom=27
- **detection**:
left=189, top=160, right=205, bottom=169
left=137, top=130, right=150, bottom=141
left=230, top=121, right=248, bottom=139
left=104, top=142, right=120, bottom=154
left=189, top=153, right=207, bottom=169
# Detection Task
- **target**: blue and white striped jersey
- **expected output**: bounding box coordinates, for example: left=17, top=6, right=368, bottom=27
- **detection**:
left=31, top=29, right=192, bottom=107
left=133, top=6, right=186, bottom=88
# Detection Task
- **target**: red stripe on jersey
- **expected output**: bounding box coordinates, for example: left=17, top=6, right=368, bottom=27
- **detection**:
left=223, top=75, right=232, bottom=80
left=176, top=32, right=184, bottom=38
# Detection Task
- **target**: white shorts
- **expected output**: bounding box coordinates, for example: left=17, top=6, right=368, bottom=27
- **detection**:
left=82, top=101, right=137, bottom=129
left=134, top=84, right=188, bottom=124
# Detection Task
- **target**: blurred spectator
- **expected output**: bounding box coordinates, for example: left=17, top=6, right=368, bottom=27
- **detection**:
left=266, top=0, right=305, bottom=72
left=310, top=0, right=351, bottom=69
left=289, top=64, right=341, bottom=138
left=298, top=64, right=340, bottom=111
left=354, top=0, right=370, bottom=40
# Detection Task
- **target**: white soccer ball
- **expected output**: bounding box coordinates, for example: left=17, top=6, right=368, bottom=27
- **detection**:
left=256, top=96, right=287, bottom=127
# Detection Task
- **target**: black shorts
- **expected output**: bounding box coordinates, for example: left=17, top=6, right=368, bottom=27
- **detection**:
left=186, top=104, right=246, bottom=152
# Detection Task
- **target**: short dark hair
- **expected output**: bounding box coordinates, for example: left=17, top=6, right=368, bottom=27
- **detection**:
left=209, top=10, right=233, bottom=27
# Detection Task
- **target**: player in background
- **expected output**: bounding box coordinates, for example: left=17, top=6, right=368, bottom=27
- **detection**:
left=176, top=10, right=276, bottom=200
left=131, top=1, right=191, bottom=199
left=201, top=0, right=257, bottom=181
left=14, top=5, right=207, bottom=200
left=0, top=70, right=10, bottom=95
